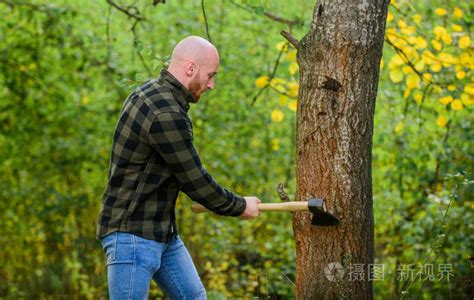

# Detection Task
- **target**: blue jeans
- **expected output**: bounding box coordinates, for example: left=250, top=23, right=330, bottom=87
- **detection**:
left=101, top=232, right=206, bottom=300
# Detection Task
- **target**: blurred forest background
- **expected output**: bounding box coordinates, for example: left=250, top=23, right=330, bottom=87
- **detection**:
left=0, top=0, right=472, bottom=298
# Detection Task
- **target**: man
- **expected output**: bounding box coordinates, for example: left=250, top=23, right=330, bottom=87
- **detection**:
left=96, top=36, right=261, bottom=299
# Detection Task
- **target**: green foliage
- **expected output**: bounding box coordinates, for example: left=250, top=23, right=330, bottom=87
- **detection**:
left=0, top=0, right=471, bottom=299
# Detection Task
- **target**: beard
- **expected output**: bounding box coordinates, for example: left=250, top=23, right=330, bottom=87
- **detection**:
left=189, top=76, right=204, bottom=102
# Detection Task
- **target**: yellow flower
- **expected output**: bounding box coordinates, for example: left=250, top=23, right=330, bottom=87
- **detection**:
left=456, top=71, right=465, bottom=79
left=439, top=96, right=453, bottom=105
left=433, top=26, right=446, bottom=40
left=453, top=7, right=463, bottom=18
left=447, top=85, right=456, bottom=91
left=387, top=12, right=394, bottom=23
left=81, top=95, right=90, bottom=105
left=434, top=8, right=447, bottom=16
left=436, top=115, right=448, bottom=128
left=465, top=83, right=474, bottom=95
left=276, top=42, right=288, bottom=52
left=403, top=88, right=411, bottom=99
left=431, top=40, right=442, bottom=51
left=279, top=95, right=288, bottom=106
left=413, top=14, right=422, bottom=24
left=422, top=73, right=432, bottom=83
left=459, top=52, right=471, bottom=66
left=288, top=82, right=299, bottom=97
left=255, top=76, right=269, bottom=88
left=271, top=109, right=284, bottom=122
left=389, top=54, right=404, bottom=69
left=461, top=93, right=474, bottom=105
left=402, top=46, right=416, bottom=60
left=389, top=68, right=404, bottom=83
left=414, top=37, right=427, bottom=49
left=441, top=32, right=452, bottom=45
left=414, top=60, right=425, bottom=72
left=452, top=24, right=463, bottom=32
left=439, top=52, right=454, bottom=67
left=422, top=50, right=436, bottom=65
left=395, top=122, right=404, bottom=133
left=397, top=20, right=407, bottom=28
left=286, top=50, right=297, bottom=62
left=288, top=100, right=297, bottom=112
left=458, top=35, right=471, bottom=49
left=402, top=66, right=413, bottom=74
left=380, top=58, right=384, bottom=69
left=289, top=62, right=299, bottom=75
left=270, top=77, right=284, bottom=85
left=401, top=26, right=415, bottom=35
left=413, top=90, right=423, bottom=104
left=406, top=73, right=420, bottom=89
left=430, top=62, right=442, bottom=72
left=271, top=139, right=280, bottom=151
left=451, top=100, right=463, bottom=110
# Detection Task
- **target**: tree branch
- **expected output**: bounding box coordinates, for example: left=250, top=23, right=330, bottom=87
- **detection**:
left=251, top=45, right=286, bottom=106
left=264, top=12, right=301, bottom=27
left=229, top=0, right=302, bottom=29
left=385, top=37, right=423, bottom=80
left=106, top=0, right=144, bottom=21
left=277, top=183, right=291, bottom=202
left=131, top=20, right=152, bottom=76
left=281, top=30, right=299, bottom=50
left=201, top=0, right=212, bottom=42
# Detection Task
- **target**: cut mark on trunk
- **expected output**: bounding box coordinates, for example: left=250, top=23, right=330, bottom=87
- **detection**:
left=320, top=76, right=342, bottom=92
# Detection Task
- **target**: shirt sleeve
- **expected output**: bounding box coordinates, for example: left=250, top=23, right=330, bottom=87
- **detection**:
left=148, top=111, right=246, bottom=216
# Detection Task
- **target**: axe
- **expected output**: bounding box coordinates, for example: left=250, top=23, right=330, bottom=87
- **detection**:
left=191, top=198, right=340, bottom=226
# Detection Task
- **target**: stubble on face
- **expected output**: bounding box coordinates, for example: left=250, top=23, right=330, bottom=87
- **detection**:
left=188, top=71, right=206, bottom=102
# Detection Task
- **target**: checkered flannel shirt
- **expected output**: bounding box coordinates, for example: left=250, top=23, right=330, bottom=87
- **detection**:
left=96, top=69, right=246, bottom=242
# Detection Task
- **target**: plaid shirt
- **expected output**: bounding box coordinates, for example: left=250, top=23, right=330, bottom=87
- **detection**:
left=96, top=69, right=246, bottom=242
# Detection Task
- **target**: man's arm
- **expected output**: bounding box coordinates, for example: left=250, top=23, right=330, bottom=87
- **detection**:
left=148, top=111, right=249, bottom=216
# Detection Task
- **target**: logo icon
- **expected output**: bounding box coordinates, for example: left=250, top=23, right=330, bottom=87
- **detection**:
left=324, top=262, right=345, bottom=281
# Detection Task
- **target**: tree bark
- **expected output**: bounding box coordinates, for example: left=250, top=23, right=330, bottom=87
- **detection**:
left=293, top=1, right=389, bottom=299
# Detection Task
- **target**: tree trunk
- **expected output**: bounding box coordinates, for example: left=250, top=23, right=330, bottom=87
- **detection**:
left=293, top=1, right=389, bottom=299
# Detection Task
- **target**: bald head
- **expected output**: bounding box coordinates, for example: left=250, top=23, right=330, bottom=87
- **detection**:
left=167, top=36, right=220, bottom=102
left=170, top=36, right=218, bottom=66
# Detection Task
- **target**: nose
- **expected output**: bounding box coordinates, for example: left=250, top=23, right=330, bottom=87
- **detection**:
left=207, top=78, right=215, bottom=90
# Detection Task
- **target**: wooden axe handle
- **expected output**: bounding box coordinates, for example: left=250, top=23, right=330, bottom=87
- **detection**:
left=191, top=202, right=309, bottom=213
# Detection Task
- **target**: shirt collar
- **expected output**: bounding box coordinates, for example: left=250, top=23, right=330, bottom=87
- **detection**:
left=158, top=69, right=196, bottom=111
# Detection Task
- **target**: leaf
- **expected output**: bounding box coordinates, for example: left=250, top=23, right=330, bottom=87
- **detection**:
left=389, top=68, right=404, bottom=83
left=254, top=6, right=265, bottom=16
left=289, top=62, right=298, bottom=75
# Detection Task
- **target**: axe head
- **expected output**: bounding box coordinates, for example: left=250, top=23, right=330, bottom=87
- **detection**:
left=308, top=198, right=340, bottom=226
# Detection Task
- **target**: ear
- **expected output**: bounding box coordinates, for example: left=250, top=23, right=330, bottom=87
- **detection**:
left=185, top=61, right=196, bottom=77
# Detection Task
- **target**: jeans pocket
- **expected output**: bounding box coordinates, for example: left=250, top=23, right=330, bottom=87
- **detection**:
left=110, top=232, right=136, bottom=265
left=101, top=233, right=117, bottom=265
